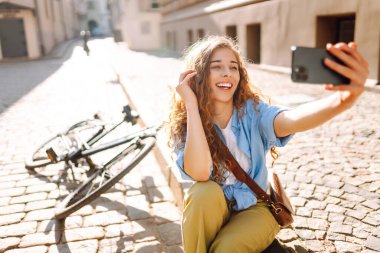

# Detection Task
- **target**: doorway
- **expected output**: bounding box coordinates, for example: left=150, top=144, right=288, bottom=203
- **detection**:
left=0, top=18, right=27, bottom=58
left=316, top=14, right=355, bottom=48
left=226, top=25, right=237, bottom=41
left=246, top=23, right=261, bottom=64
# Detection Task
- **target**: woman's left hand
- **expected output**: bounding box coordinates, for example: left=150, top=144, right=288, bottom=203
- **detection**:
left=323, top=42, right=369, bottom=107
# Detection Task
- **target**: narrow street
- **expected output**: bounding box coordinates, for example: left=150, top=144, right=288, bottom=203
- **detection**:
left=0, top=37, right=379, bottom=252
left=116, top=39, right=380, bottom=253
left=0, top=39, right=182, bottom=253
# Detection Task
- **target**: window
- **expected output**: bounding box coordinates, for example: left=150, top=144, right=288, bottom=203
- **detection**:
left=226, top=25, right=237, bottom=41
left=246, top=23, right=261, bottom=64
left=187, top=30, right=193, bottom=45
left=337, top=18, right=355, bottom=43
left=316, top=14, right=355, bottom=47
left=151, top=0, right=160, bottom=9
left=197, top=29, right=204, bottom=39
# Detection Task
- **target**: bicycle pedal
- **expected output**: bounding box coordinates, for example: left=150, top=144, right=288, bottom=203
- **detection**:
left=46, top=148, right=58, bottom=162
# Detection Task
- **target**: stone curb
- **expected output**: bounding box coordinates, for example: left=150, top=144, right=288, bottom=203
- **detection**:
left=117, top=75, right=191, bottom=211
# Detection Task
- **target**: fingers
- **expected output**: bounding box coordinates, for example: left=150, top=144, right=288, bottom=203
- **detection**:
left=182, top=71, right=197, bottom=85
left=323, top=84, right=351, bottom=91
left=324, top=58, right=363, bottom=85
left=179, top=70, right=196, bottom=83
left=326, top=43, right=368, bottom=77
left=347, top=42, right=369, bottom=68
left=325, top=42, right=369, bottom=85
left=329, top=43, right=362, bottom=65
left=176, top=70, right=198, bottom=105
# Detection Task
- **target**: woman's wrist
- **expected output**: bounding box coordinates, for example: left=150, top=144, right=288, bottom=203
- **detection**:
left=185, top=101, right=199, bottom=112
left=334, top=91, right=358, bottom=111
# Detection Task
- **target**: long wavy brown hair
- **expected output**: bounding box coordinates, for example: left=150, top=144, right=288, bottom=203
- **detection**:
left=168, top=35, right=278, bottom=182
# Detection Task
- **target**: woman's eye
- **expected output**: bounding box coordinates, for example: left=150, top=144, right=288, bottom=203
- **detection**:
left=230, top=66, right=238, bottom=70
left=211, top=65, right=221, bottom=69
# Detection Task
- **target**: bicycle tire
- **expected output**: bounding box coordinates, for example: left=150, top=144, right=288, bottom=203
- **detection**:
left=25, top=119, right=104, bottom=169
left=55, top=136, right=156, bottom=219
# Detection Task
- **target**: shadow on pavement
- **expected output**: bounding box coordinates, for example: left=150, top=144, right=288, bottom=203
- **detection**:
left=263, top=238, right=310, bottom=253
left=0, top=40, right=77, bottom=115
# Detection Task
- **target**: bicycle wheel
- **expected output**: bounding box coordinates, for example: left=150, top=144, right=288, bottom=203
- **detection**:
left=55, top=136, right=156, bottom=219
left=25, top=119, right=104, bottom=169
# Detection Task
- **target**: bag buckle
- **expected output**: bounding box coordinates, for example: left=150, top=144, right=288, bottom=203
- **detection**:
left=271, top=203, right=282, bottom=214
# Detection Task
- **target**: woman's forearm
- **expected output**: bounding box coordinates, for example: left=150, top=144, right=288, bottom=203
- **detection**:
left=183, top=103, right=212, bottom=181
left=276, top=92, right=354, bottom=136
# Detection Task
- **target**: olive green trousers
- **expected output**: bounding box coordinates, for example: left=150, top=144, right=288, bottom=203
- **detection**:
left=182, top=181, right=280, bottom=253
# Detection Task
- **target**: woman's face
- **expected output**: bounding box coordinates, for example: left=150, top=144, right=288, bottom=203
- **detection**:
left=207, top=47, right=240, bottom=106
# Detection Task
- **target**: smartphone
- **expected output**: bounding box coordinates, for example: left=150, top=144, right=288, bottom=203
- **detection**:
left=291, top=46, right=350, bottom=85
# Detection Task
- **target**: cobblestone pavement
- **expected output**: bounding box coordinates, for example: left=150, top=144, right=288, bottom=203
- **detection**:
left=0, top=39, right=183, bottom=253
left=114, top=42, right=380, bottom=253
left=1, top=37, right=379, bottom=253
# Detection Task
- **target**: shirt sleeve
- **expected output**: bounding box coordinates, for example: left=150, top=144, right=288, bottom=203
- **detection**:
left=258, top=102, right=294, bottom=150
left=174, top=142, right=213, bottom=181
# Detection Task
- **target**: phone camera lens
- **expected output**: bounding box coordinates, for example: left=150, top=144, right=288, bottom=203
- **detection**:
left=295, top=66, right=308, bottom=81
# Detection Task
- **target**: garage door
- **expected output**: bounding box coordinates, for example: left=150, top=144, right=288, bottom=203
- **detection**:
left=0, top=18, right=27, bottom=58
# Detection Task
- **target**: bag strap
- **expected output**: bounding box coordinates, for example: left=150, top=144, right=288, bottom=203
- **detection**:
left=219, top=139, right=273, bottom=206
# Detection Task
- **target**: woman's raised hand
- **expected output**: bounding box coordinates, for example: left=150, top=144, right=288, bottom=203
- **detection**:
left=176, top=70, right=198, bottom=107
left=323, top=42, right=369, bottom=106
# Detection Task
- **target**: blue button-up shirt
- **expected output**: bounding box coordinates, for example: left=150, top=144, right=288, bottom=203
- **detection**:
left=174, top=99, right=294, bottom=211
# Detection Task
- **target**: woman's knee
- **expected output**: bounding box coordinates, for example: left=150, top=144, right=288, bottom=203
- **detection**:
left=182, top=180, right=229, bottom=251
left=184, top=180, right=225, bottom=208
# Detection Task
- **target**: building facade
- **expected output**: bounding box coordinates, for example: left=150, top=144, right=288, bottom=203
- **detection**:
left=0, top=0, right=78, bottom=60
left=160, top=0, right=380, bottom=80
left=78, top=0, right=112, bottom=36
left=109, top=0, right=161, bottom=50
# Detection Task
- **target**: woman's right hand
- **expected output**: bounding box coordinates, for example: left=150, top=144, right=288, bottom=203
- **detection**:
left=176, top=70, right=198, bottom=107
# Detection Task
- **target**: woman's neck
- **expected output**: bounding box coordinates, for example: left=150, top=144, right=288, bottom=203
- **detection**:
left=213, top=101, right=234, bottom=129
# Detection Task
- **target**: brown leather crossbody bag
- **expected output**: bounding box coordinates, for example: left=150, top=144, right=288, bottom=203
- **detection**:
left=219, top=140, right=294, bottom=228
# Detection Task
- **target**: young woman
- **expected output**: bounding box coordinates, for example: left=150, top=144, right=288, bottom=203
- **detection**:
left=168, top=36, right=368, bottom=253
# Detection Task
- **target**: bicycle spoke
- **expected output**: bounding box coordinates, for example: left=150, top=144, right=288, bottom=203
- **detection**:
left=98, top=169, right=107, bottom=188
left=85, top=178, right=97, bottom=197
left=54, top=133, right=156, bottom=219
left=103, top=138, right=138, bottom=168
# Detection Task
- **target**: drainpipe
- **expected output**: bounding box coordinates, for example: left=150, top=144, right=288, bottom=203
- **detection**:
left=33, top=0, right=45, bottom=55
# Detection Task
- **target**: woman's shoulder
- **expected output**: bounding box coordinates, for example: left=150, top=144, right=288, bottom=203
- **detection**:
left=242, top=98, right=269, bottom=113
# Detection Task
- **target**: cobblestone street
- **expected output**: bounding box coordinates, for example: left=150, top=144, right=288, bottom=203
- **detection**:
left=0, top=39, right=182, bottom=253
left=0, top=38, right=379, bottom=253
left=117, top=41, right=380, bottom=252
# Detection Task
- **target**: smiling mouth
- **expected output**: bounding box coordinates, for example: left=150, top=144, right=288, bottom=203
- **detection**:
left=216, top=82, right=233, bottom=90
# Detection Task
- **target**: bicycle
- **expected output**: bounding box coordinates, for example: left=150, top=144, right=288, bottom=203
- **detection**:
left=25, top=105, right=161, bottom=219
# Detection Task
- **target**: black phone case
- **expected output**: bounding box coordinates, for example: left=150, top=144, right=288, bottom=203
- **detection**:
left=291, top=46, right=350, bottom=85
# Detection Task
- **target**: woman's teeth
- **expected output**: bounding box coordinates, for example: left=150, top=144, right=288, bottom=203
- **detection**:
left=216, top=83, right=232, bottom=89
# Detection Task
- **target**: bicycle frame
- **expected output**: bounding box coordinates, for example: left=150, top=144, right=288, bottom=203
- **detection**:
left=48, top=105, right=142, bottom=166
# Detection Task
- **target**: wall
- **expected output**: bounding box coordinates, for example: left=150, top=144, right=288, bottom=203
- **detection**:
left=122, top=0, right=162, bottom=50
left=161, top=0, right=380, bottom=79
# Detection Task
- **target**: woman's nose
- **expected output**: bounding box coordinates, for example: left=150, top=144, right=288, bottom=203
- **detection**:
left=222, top=67, right=231, bottom=77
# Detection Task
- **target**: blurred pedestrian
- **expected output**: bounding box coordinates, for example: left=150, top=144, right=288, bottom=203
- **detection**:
left=167, top=35, right=368, bottom=253
left=80, top=30, right=90, bottom=56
